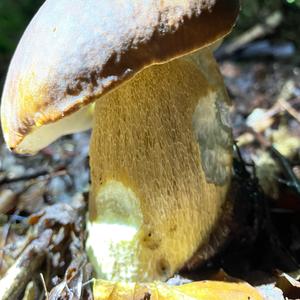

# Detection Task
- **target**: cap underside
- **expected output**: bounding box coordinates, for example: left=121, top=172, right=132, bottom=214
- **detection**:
left=15, top=104, right=93, bottom=154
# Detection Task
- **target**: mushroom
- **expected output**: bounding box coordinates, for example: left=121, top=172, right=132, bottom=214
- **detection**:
left=1, top=0, right=239, bottom=282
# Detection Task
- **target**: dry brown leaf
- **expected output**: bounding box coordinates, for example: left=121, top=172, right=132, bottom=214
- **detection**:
left=93, top=280, right=263, bottom=300
left=28, top=203, right=78, bottom=229
left=48, top=256, right=92, bottom=300
left=0, top=189, right=16, bottom=214
left=17, top=182, right=47, bottom=213
left=276, top=272, right=300, bottom=299
left=176, top=281, right=263, bottom=300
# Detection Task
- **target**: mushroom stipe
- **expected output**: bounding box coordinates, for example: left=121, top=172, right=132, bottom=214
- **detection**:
left=87, top=49, right=232, bottom=281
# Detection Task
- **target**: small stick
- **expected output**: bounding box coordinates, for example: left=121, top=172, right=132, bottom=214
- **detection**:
left=0, top=230, right=52, bottom=300
left=237, top=80, right=299, bottom=146
left=0, top=167, right=67, bottom=185
left=82, top=278, right=95, bottom=287
left=0, top=170, right=49, bottom=185
left=278, top=97, right=300, bottom=124
left=0, top=223, right=11, bottom=273
left=217, top=11, right=283, bottom=58
left=40, top=273, right=49, bottom=300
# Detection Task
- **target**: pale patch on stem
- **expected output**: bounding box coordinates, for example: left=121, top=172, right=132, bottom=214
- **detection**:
left=86, top=181, right=143, bottom=281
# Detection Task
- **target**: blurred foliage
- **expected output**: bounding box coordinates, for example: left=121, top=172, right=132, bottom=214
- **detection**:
left=283, top=0, right=300, bottom=7
left=0, top=0, right=43, bottom=54
left=0, top=0, right=43, bottom=89
left=237, top=0, right=300, bottom=45
left=238, top=0, right=282, bottom=31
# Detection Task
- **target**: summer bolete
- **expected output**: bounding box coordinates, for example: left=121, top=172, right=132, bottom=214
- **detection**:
left=1, top=0, right=239, bottom=282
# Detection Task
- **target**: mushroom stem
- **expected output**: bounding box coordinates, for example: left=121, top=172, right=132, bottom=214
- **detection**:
left=86, top=47, right=233, bottom=282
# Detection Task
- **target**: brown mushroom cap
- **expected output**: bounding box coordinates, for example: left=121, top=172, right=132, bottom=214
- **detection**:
left=1, top=0, right=239, bottom=154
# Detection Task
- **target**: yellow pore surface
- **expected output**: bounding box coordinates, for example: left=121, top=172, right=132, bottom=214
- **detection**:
left=88, top=56, right=230, bottom=282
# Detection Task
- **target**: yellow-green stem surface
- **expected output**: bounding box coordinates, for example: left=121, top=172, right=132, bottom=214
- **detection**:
left=87, top=53, right=231, bottom=282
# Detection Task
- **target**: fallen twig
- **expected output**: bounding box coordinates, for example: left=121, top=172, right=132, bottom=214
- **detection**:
left=0, top=170, right=49, bottom=185
left=278, top=97, right=300, bottom=124
left=237, top=80, right=298, bottom=146
left=0, top=223, right=11, bottom=274
left=40, top=273, right=49, bottom=300
left=0, top=229, right=52, bottom=300
left=0, top=167, right=67, bottom=186
left=217, top=11, right=283, bottom=59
